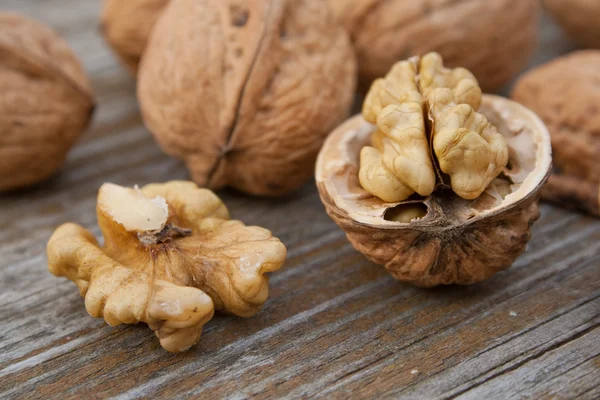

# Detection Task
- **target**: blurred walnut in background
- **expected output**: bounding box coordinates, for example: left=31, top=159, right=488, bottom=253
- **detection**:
left=0, top=13, right=95, bottom=191
left=328, top=0, right=540, bottom=92
left=544, top=0, right=600, bottom=49
left=101, top=0, right=169, bottom=72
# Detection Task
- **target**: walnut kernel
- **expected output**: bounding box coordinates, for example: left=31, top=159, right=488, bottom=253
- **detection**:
left=47, top=181, right=286, bottom=352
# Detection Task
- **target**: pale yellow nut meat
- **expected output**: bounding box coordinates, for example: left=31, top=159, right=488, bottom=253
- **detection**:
left=47, top=181, right=286, bottom=352
left=359, top=102, right=435, bottom=202
left=359, top=146, right=414, bottom=203
left=419, top=52, right=482, bottom=111
left=363, top=58, right=423, bottom=123
left=378, top=104, right=436, bottom=197
left=430, top=89, right=509, bottom=200
left=47, top=223, right=214, bottom=353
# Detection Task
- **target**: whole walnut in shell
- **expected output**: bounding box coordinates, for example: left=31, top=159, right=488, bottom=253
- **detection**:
left=328, top=0, right=540, bottom=92
left=0, top=13, right=95, bottom=191
left=138, top=0, right=356, bottom=196
left=100, top=0, right=169, bottom=72
left=47, top=181, right=286, bottom=352
left=545, top=0, right=600, bottom=48
left=512, top=50, right=600, bottom=216
left=316, top=53, right=552, bottom=287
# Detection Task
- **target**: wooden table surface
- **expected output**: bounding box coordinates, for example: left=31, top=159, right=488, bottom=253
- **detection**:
left=1, top=1, right=599, bottom=399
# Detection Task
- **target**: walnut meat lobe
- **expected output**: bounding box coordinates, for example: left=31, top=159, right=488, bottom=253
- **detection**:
left=138, top=0, right=357, bottom=196
left=359, top=53, right=508, bottom=203
left=100, top=0, right=170, bottom=72
left=0, top=13, right=95, bottom=191
left=328, top=0, right=539, bottom=92
left=47, top=181, right=286, bottom=352
left=316, top=72, right=552, bottom=287
left=512, top=50, right=600, bottom=216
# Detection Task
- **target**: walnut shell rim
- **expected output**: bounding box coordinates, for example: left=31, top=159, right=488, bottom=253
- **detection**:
left=316, top=95, right=552, bottom=287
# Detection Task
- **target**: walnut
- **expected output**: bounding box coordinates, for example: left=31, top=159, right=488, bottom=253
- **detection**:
left=512, top=50, right=600, bottom=216
left=0, top=13, right=95, bottom=191
left=545, top=0, right=600, bottom=49
left=316, top=54, right=552, bottom=287
left=47, top=181, right=286, bottom=352
left=100, top=0, right=169, bottom=72
left=138, top=0, right=356, bottom=196
left=359, top=53, right=508, bottom=202
left=328, top=0, right=540, bottom=92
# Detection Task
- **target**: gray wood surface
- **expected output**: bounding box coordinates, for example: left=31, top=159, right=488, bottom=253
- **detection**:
left=0, top=1, right=598, bottom=399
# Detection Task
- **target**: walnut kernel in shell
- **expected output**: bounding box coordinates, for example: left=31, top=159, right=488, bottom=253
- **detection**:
left=512, top=50, right=600, bottom=216
left=0, top=13, right=95, bottom=191
left=138, top=0, right=357, bottom=196
left=100, top=0, right=169, bottom=72
left=328, top=0, right=540, bottom=92
left=47, top=181, right=286, bottom=352
left=316, top=60, right=552, bottom=287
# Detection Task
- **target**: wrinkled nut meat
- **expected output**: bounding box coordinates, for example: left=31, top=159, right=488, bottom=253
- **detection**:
left=47, top=181, right=286, bottom=352
left=138, top=0, right=356, bottom=196
left=328, top=0, right=539, bottom=92
left=545, top=0, right=600, bottom=49
left=0, top=13, right=95, bottom=191
left=512, top=51, right=600, bottom=216
left=100, top=0, right=169, bottom=72
left=359, top=53, right=507, bottom=203
left=316, top=53, right=552, bottom=287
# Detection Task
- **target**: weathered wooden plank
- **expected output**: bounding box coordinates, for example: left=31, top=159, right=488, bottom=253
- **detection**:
left=457, top=327, right=600, bottom=399
left=0, top=1, right=598, bottom=399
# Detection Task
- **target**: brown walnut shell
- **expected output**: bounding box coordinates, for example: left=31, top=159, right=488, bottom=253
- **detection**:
left=100, top=0, right=169, bottom=72
left=512, top=50, right=600, bottom=216
left=328, top=0, right=540, bottom=92
left=138, top=0, right=357, bottom=196
left=316, top=95, right=552, bottom=287
left=544, top=0, right=600, bottom=49
left=0, top=13, right=95, bottom=192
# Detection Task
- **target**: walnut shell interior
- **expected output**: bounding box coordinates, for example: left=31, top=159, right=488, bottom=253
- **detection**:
left=316, top=95, right=552, bottom=287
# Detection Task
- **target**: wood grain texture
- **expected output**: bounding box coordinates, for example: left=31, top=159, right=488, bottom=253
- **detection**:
left=0, top=1, right=598, bottom=399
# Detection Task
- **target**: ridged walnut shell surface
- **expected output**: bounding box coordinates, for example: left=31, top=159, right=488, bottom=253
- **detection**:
left=0, top=13, right=95, bottom=191
left=316, top=95, right=552, bottom=287
left=512, top=50, right=600, bottom=215
left=328, top=0, right=539, bottom=92
left=138, top=0, right=356, bottom=196
left=545, top=0, right=600, bottom=49
left=100, top=0, right=169, bottom=72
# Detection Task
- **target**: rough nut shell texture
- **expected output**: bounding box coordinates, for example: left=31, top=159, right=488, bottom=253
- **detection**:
left=47, top=181, right=286, bottom=352
left=512, top=50, right=600, bottom=215
left=138, top=0, right=356, bottom=196
left=0, top=13, right=95, bottom=191
left=545, top=0, right=600, bottom=48
left=328, top=0, right=539, bottom=92
left=101, top=0, right=170, bottom=72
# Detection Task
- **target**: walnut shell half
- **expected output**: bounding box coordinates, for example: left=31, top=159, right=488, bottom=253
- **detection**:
left=316, top=95, right=552, bottom=287
left=138, top=0, right=356, bottom=196
left=328, top=0, right=540, bottom=92
left=0, top=13, right=95, bottom=191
